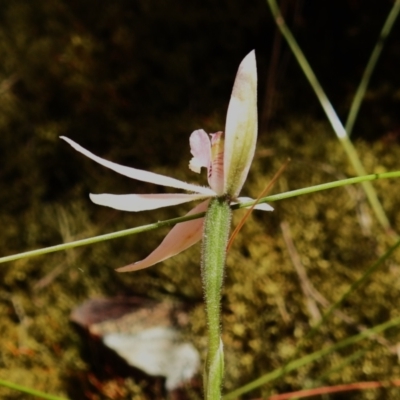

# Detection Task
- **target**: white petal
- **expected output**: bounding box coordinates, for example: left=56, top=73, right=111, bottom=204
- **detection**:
left=188, top=159, right=203, bottom=174
left=89, top=193, right=209, bottom=212
left=117, top=200, right=209, bottom=272
left=253, top=203, right=274, bottom=211
left=61, top=136, right=215, bottom=196
left=236, top=197, right=274, bottom=211
left=189, top=129, right=211, bottom=173
left=224, top=50, right=258, bottom=197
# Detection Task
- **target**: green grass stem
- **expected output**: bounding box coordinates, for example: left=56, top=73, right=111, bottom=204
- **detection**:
left=223, top=316, right=400, bottom=399
left=0, top=379, right=68, bottom=400
left=266, top=0, right=394, bottom=233
left=1, top=170, right=400, bottom=266
left=232, top=236, right=400, bottom=398
left=302, top=237, right=400, bottom=344
left=346, top=0, right=400, bottom=136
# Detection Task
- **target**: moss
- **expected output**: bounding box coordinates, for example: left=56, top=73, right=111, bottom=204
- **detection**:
left=2, top=114, right=400, bottom=399
left=1, top=1, right=400, bottom=398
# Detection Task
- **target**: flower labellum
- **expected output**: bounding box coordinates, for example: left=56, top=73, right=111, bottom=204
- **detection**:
left=61, top=50, right=272, bottom=272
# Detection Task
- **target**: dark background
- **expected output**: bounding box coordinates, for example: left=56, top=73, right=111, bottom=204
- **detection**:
left=1, top=0, right=399, bottom=211
left=1, top=1, right=400, bottom=398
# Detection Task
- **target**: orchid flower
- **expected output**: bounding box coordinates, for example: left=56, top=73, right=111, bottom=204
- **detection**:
left=61, top=50, right=272, bottom=272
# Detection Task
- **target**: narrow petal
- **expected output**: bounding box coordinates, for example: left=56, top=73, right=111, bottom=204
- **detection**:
left=189, top=129, right=211, bottom=173
left=89, top=193, right=209, bottom=212
left=61, top=136, right=215, bottom=196
left=223, top=50, right=258, bottom=197
left=253, top=203, right=274, bottom=211
left=117, top=200, right=209, bottom=272
left=236, top=196, right=274, bottom=211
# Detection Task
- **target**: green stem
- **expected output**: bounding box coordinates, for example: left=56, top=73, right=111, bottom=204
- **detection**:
left=346, top=0, right=400, bottom=136
left=0, top=379, right=68, bottom=400
left=223, top=315, right=400, bottom=399
left=266, top=0, right=393, bottom=233
left=201, top=196, right=231, bottom=400
left=340, top=135, right=391, bottom=232
left=302, top=237, right=400, bottom=346
left=1, top=170, right=400, bottom=266
left=223, top=237, right=400, bottom=399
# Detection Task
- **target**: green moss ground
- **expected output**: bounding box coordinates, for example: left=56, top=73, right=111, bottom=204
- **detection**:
left=1, top=120, right=400, bottom=399
left=1, top=1, right=400, bottom=398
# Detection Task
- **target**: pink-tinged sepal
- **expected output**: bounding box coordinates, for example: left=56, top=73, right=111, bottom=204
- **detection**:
left=223, top=50, right=258, bottom=198
left=117, top=200, right=209, bottom=272
left=61, top=136, right=215, bottom=196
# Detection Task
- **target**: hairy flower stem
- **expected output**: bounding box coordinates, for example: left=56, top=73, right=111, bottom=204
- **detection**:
left=201, top=196, right=232, bottom=399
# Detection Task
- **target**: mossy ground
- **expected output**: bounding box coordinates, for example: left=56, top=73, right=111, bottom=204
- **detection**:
left=1, top=1, right=400, bottom=399
left=1, top=119, right=400, bottom=399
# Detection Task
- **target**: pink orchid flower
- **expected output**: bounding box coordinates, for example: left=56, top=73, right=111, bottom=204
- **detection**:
left=61, top=50, right=272, bottom=272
